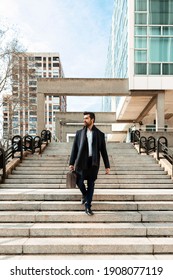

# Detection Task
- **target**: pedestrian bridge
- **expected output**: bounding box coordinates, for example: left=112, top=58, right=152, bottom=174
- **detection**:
left=37, top=78, right=167, bottom=135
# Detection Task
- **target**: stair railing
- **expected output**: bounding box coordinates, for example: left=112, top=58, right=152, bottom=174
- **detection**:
left=139, top=136, right=148, bottom=154
left=130, top=130, right=140, bottom=145
left=23, top=135, right=34, bottom=154
left=0, top=131, right=51, bottom=182
left=0, top=141, right=22, bottom=182
left=157, top=136, right=173, bottom=175
left=12, top=135, right=23, bottom=160
left=0, top=148, right=6, bottom=182
left=41, top=129, right=51, bottom=145
left=33, top=136, right=42, bottom=154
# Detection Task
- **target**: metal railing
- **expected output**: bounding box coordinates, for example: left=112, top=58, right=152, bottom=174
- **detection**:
left=41, top=129, right=51, bottom=145
left=130, top=130, right=173, bottom=175
left=157, top=136, right=173, bottom=175
left=131, top=130, right=156, bottom=155
left=0, top=130, right=51, bottom=182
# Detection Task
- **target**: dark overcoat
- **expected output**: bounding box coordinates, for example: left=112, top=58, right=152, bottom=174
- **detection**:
left=69, top=126, right=110, bottom=178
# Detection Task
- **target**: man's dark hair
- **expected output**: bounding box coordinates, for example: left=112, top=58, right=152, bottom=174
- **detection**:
left=83, top=111, right=95, bottom=122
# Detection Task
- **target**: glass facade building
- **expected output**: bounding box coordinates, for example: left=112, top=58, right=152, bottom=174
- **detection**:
left=103, top=0, right=173, bottom=112
left=135, top=0, right=173, bottom=76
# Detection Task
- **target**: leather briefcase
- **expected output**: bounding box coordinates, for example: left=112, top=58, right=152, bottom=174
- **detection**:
left=66, top=171, right=77, bottom=188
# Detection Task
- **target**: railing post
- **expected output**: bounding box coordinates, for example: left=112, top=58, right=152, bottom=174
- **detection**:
left=41, top=129, right=48, bottom=145
left=23, top=135, right=34, bottom=154
left=47, top=130, right=51, bottom=142
left=12, top=135, right=23, bottom=160
left=33, top=136, right=42, bottom=154
left=0, top=148, right=6, bottom=182
left=147, top=136, right=156, bottom=154
left=130, top=130, right=140, bottom=144
left=157, top=136, right=168, bottom=160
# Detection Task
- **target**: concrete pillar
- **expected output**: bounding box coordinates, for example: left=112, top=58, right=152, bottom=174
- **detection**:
left=37, top=93, right=45, bottom=135
left=156, top=93, right=165, bottom=131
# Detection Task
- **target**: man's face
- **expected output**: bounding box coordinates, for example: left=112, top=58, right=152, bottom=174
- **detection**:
left=83, top=114, right=93, bottom=127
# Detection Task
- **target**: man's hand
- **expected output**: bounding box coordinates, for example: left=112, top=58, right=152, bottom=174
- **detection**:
left=105, top=168, right=110, bottom=175
left=69, top=165, right=74, bottom=171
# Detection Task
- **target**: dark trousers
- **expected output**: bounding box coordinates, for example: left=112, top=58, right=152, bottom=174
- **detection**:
left=76, top=157, right=98, bottom=208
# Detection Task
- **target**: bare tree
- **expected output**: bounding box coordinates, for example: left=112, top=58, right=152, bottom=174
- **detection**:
left=0, top=21, right=27, bottom=147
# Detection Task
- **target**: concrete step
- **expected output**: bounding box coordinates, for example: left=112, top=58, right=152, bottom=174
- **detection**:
left=0, top=222, right=173, bottom=238
left=1, top=183, right=173, bottom=189
left=4, top=178, right=172, bottom=184
left=12, top=170, right=168, bottom=175
left=1, top=237, right=173, bottom=254
left=0, top=201, right=173, bottom=211
left=0, top=211, right=141, bottom=223
left=1, top=141, right=173, bottom=256
left=14, top=165, right=165, bottom=171
left=0, top=210, right=173, bottom=223
left=8, top=174, right=171, bottom=179
left=1, top=189, right=173, bottom=201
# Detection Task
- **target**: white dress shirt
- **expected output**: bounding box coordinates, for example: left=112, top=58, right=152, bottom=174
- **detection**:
left=86, top=128, right=93, bottom=156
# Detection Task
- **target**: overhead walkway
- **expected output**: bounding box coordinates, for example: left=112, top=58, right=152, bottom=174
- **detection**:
left=0, top=142, right=173, bottom=259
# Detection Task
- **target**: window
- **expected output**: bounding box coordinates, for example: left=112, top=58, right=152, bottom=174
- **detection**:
left=135, top=37, right=147, bottom=48
left=134, top=0, right=173, bottom=75
left=35, top=63, right=42, bottom=67
left=29, top=117, right=37, bottom=122
left=135, top=26, right=147, bottom=35
left=149, top=63, right=161, bottom=74
left=135, top=13, right=147, bottom=24
left=135, top=50, right=147, bottom=62
left=29, top=81, right=37, bottom=86
left=53, top=56, right=59, bottom=61
left=135, top=0, right=147, bottom=11
left=149, top=37, right=173, bottom=62
left=53, top=63, right=59, bottom=67
left=163, top=26, right=173, bottom=35
left=35, top=56, right=42, bottom=61
left=149, top=0, right=173, bottom=25
left=135, top=63, right=147, bottom=74
left=53, top=105, right=60, bottom=110
left=30, top=111, right=36, bottom=115
left=162, top=63, right=173, bottom=74
left=149, top=26, right=161, bottom=35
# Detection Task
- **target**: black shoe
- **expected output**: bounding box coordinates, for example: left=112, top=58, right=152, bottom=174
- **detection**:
left=85, top=208, right=94, bottom=216
left=81, top=195, right=86, bottom=204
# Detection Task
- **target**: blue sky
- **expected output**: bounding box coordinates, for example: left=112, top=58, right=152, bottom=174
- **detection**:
left=0, top=0, right=114, bottom=111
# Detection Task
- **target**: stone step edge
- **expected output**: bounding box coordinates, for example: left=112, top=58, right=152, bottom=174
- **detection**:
left=0, top=222, right=173, bottom=237
left=0, top=237, right=173, bottom=254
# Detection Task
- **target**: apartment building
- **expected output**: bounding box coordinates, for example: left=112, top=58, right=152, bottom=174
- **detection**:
left=104, top=0, right=173, bottom=133
left=11, top=52, right=66, bottom=138
left=2, top=94, right=13, bottom=142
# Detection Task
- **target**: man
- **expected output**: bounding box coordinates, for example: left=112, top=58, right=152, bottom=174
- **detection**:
left=69, top=112, right=110, bottom=215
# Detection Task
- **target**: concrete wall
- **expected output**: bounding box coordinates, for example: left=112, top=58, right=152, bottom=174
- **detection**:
left=55, top=112, right=117, bottom=142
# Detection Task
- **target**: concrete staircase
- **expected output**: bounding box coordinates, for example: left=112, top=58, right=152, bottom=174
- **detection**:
left=0, top=142, right=173, bottom=258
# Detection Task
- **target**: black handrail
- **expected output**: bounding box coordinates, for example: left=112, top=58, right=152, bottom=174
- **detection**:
left=0, top=148, right=6, bottom=182
left=12, top=135, right=23, bottom=160
left=23, top=135, right=34, bottom=153
left=41, top=129, right=51, bottom=145
left=130, top=130, right=140, bottom=144
left=33, top=136, right=42, bottom=154
left=0, top=131, right=51, bottom=182
left=157, top=136, right=173, bottom=175
left=139, top=136, right=148, bottom=154
left=147, top=136, right=156, bottom=154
